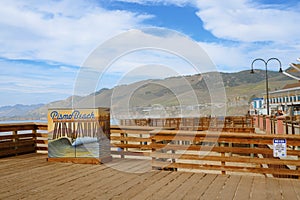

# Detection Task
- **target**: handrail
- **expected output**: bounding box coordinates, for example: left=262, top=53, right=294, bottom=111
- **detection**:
left=0, top=122, right=48, bottom=157
left=1, top=121, right=300, bottom=179
left=150, top=130, right=300, bottom=178
left=120, top=116, right=254, bottom=131
left=254, top=115, right=300, bottom=135
left=110, top=125, right=174, bottom=159
left=0, top=122, right=47, bottom=131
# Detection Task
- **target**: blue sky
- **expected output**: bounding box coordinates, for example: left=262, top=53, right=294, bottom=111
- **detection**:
left=1, top=0, right=300, bottom=107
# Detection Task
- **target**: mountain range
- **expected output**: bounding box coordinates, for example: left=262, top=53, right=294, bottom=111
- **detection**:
left=0, top=69, right=295, bottom=121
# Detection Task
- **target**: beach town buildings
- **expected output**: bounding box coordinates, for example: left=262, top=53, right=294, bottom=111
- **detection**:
left=249, top=98, right=266, bottom=115
left=267, top=81, right=300, bottom=116
left=250, top=58, right=300, bottom=116
left=250, top=81, right=300, bottom=116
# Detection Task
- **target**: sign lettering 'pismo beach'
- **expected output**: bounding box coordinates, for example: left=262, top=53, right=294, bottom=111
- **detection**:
left=50, top=110, right=95, bottom=120
left=47, top=108, right=111, bottom=164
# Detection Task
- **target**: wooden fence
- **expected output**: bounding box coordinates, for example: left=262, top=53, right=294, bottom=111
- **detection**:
left=120, top=116, right=254, bottom=131
left=0, top=123, right=48, bottom=157
left=110, top=125, right=153, bottom=159
left=283, top=120, right=300, bottom=135
left=150, top=130, right=300, bottom=178
left=110, top=125, right=177, bottom=159
left=1, top=121, right=300, bottom=178
left=255, top=115, right=300, bottom=135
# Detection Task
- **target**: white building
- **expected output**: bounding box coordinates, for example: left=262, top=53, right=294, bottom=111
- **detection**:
left=268, top=82, right=300, bottom=116
left=250, top=98, right=266, bottom=115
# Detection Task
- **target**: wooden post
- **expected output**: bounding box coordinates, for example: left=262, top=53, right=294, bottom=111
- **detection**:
left=250, top=144, right=254, bottom=158
left=171, top=140, right=177, bottom=171
left=228, top=142, right=232, bottom=157
left=263, top=115, right=266, bottom=131
left=32, top=129, right=37, bottom=153
left=296, top=153, right=300, bottom=179
left=259, top=115, right=264, bottom=130
left=13, top=130, right=18, bottom=156
left=220, top=142, right=226, bottom=175
left=125, top=132, right=128, bottom=154
left=270, top=117, right=273, bottom=134
left=276, top=116, right=285, bottom=135
left=285, top=120, right=289, bottom=135
left=265, top=116, right=271, bottom=134
left=120, top=132, right=125, bottom=159
left=273, top=118, right=277, bottom=134
left=151, top=136, right=157, bottom=170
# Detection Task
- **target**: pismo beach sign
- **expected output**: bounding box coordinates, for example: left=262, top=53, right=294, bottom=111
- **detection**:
left=47, top=107, right=111, bottom=163
left=50, top=110, right=95, bottom=120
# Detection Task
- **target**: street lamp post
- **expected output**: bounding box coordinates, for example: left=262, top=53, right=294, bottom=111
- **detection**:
left=251, top=58, right=283, bottom=116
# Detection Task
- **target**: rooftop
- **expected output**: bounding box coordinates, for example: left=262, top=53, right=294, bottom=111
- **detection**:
left=282, top=81, right=300, bottom=90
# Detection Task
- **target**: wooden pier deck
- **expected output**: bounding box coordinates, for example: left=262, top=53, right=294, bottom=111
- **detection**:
left=1, top=154, right=300, bottom=200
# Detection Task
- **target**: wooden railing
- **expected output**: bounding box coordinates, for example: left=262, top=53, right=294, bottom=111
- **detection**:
left=2, top=121, right=300, bottom=179
left=110, top=125, right=176, bottom=159
left=110, top=125, right=153, bottom=159
left=150, top=130, right=300, bottom=178
left=0, top=123, right=48, bottom=157
left=120, top=116, right=254, bottom=132
left=255, top=115, right=300, bottom=135
left=283, top=120, right=300, bottom=135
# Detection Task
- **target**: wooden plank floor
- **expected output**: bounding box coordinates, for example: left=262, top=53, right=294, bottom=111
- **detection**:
left=1, top=154, right=300, bottom=200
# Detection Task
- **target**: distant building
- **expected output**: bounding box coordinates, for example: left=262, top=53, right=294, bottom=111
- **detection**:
left=251, top=57, right=300, bottom=116
left=267, top=81, right=300, bottom=116
left=250, top=98, right=266, bottom=115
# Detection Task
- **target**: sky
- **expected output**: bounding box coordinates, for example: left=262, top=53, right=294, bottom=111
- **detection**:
left=1, top=0, right=300, bottom=107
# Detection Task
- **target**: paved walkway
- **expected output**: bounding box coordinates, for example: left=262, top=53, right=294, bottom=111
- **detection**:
left=1, top=154, right=300, bottom=199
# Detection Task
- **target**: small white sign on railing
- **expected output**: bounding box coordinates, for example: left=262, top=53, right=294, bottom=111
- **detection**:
left=273, top=139, right=287, bottom=157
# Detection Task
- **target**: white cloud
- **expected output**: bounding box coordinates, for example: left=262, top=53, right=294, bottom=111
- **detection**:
left=82, top=28, right=216, bottom=73
left=194, top=0, right=300, bottom=72
left=74, top=28, right=218, bottom=96
left=0, top=0, right=152, bottom=65
left=0, top=59, right=78, bottom=94
left=2, top=0, right=299, bottom=71
left=0, top=58, right=79, bottom=106
left=1, top=0, right=300, bottom=107
left=195, top=0, right=300, bottom=43
left=198, top=42, right=248, bottom=71
left=113, top=0, right=300, bottom=72
left=198, top=40, right=300, bottom=72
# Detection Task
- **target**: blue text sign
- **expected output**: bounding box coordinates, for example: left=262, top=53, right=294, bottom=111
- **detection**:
left=273, top=139, right=286, bottom=157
